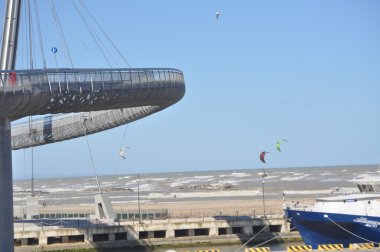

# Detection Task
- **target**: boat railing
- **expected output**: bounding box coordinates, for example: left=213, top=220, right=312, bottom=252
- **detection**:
left=284, top=202, right=313, bottom=211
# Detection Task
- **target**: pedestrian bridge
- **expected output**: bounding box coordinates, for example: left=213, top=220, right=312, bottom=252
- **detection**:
left=0, top=68, right=185, bottom=149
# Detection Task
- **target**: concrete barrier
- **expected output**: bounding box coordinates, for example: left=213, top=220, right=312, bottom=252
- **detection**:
left=13, top=216, right=291, bottom=251
left=245, top=247, right=270, bottom=252
left=348, top=243, right=374, bottom=250
left=318, top=244, right=344, bottom=251
left=287, top=245, right=312, bottom=251
left=196, top=250, right=220, bottom=252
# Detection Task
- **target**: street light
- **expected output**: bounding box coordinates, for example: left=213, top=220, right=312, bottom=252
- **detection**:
left=259, top=168, right=268, bottom=217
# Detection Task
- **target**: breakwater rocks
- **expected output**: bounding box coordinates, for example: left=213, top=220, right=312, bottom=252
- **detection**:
left=178, top=183, right=236, bottom=192
left=83, top=187, right=133, bottom=192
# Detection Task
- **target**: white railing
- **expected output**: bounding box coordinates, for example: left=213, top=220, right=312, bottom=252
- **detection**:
left=284, top=202, right=313, bottom=211
left=0, top=68, right=184, bottom=94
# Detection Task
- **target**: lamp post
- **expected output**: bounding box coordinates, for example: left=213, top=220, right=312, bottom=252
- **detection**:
left=137, top=174, right=142, bottom=224
left=261, top=168, right=267, bottom=217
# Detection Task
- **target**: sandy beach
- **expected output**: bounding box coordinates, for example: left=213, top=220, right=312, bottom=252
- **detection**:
left=35, top=197, right=314, bottom=219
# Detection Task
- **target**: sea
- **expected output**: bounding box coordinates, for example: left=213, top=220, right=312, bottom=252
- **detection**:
left=13, top=164, right=378, bottom=209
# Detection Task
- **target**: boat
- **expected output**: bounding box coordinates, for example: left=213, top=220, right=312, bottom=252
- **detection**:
left=283, top=173, right=380, bottom=248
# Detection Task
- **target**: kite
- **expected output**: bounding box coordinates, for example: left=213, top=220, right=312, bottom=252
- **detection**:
left=119, top=146, right=129, bottom=159
left=276, top=139, right=288, bottom=152
left=260, top=151, right=269, bottom=163
left=216, top=11, right=221, bottom=20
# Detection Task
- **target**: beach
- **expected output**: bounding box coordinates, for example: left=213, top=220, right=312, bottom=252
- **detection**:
left=35, top=197, right=314, bottom=219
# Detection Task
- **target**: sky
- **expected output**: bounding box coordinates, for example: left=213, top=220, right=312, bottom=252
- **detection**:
left=0, top=0, right=379, bottom=179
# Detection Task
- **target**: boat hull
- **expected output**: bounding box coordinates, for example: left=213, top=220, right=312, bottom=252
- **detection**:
left=284, top=208, right=380, bottom=248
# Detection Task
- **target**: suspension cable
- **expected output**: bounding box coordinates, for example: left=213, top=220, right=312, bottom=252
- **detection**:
left=49, top=0, right=74, bottom=68
left=326, top=215, right=379, bottom=245
left=33, top=0, right=46, bottom=69
left=28, top=116, right=35, bottom=197
left=70, top=0, right=113, bottom=68
left=21, top=145, right=27, bottom=220
left=253, top=226, right=297, bottom=248
left=82, top=120, right=102, bottom=194
left=78, top=0, right=132, bottom=68
left=27, top=0, right=33, bottom=69
left=234, top=224, right=270, bottom=252
left=21, top=1, right=26, bottom=69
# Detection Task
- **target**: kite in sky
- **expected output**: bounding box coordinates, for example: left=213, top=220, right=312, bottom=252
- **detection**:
left=216, top=11, right=221, bottom=20
left=119, top=146, right=129, bottom=159
left=276, top=139, right=288, bottom=152
left=260, top=151, right=269, bottom=163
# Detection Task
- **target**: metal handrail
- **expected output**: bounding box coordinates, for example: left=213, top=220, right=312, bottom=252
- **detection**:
left=0, top=68, right=184, bottom=92
left=284, top=202, right=313, bottom=211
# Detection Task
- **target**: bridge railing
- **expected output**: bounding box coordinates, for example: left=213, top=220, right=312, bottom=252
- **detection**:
left=0, top=68, right=184, bottom=94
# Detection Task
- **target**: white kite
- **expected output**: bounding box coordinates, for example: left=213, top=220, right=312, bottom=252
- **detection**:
left=216, top=11, right=222, bottom=20
left=119, top=146, right=129, bottom=159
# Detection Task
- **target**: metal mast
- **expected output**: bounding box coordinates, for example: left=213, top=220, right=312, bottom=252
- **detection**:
left=0, top=0, right=22, bottom=250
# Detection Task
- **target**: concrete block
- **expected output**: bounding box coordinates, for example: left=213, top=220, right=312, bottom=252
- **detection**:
left=62, top=236, right=69, bottom=243
left=209, top=227, right=218, bottom=237
left=148, top=231, right=154, bottom=239
left=21, top=238, right=28, bottom=246
left=94, top=193, right=116, bottom=221
left=109, top=233, right=115, bottom=241
left=166, top=229, right=175, bottom=238
left=38, top=236, right=47, bottom=246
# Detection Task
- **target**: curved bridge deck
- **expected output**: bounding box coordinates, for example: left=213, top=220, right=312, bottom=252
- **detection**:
left=0, top=68, right=185, bottom=149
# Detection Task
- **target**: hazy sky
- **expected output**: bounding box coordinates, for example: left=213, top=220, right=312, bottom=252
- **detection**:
left=2, top=0, right=379, bottom=179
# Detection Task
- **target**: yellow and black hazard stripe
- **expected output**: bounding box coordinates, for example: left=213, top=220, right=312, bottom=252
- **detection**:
left=287, top=245, right=312, bottom=252
left=349, top=242, right=374, bottom=250
left=245, top=247, right=270, bottom=252
left=318, top=244, right=344, bottom=251
left=196, top=250, right=220, bottom=252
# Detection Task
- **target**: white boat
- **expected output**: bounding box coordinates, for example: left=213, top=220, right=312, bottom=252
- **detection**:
left=283, top=173, right=380, bottom=248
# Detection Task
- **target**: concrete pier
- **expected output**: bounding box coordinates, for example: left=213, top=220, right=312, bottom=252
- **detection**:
left=14, top=216, right=296, bottom=251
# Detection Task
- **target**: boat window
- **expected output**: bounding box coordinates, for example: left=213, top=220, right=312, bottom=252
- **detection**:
left=362, top=184, right=368, bottom=192
left=374, top=185, right=380, bottom=192
left=357, top=184, right=364, bottom=192
left=359, top=184, right=375, bottom=192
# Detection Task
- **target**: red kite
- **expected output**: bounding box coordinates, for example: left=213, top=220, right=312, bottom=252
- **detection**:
left=260, top=151, right=269, bottom=163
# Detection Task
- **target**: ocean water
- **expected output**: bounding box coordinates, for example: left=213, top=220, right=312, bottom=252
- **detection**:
left=13, top=164, right=379, bottom=208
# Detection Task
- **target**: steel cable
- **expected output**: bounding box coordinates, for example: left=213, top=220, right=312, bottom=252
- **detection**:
left=326, top=215, right=379, bottom=245
left=49, top=0, right=74, bottom=68
left=70, top=0, right=113, bottom=68
left=33, top=0, right=46, bottom=69
left=78, top=0, right=132, bottom=68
